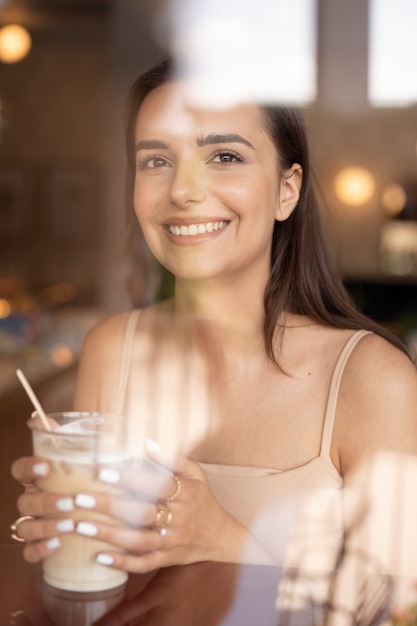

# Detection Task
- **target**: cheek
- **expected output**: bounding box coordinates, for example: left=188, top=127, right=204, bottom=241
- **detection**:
left=133, top=180, right=155, bottom=225
left=214, top=177, right=258, bottom=210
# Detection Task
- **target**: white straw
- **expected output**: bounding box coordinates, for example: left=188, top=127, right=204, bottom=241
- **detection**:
left=16, top=368, right=53, bottom=433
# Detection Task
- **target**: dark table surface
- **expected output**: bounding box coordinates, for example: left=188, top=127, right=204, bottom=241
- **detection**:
left=0, top=542, right=288, bottom=626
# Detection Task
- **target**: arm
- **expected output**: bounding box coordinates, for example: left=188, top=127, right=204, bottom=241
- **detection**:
left=333, top=333, right=417, bottom=475
left=330, top=334, right=417, bottom=618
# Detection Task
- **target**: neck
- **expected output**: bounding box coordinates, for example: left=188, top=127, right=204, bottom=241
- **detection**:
left=172, top=276, right=267, bottom=358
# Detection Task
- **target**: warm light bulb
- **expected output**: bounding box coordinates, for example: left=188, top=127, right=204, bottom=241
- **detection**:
left=0, top=24, right=32, bottom=64
left=381, top=183, right=407, bottom=216
left=334, top=167, right=376, bottom=206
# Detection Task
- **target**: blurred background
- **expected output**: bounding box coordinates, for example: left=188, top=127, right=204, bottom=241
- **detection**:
left=0, top=0, right=417, bottom=415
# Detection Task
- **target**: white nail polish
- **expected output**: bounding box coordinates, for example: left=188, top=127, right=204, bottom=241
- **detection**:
left=76, top=522, right=98, bottom=537
left=33, top=463, right=48, bottom=477
left=96, top=553, right=114, bottom=566
left=146, top=438, right=161, bottom=452
left=56, top=497, right=74, bottom=512
left=56, top=519, right=75, bottom=533
left=98, top=468, right=120, bottom=484
left=75, top=494, right=96, bottom=509
left=46, top=537, right=61, bottom=550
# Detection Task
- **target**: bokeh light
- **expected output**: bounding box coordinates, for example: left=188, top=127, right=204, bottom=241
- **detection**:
left=381, top=183, right=407, bottom=216
left=0, top=24, right=32, bottom=64
left=334, top=167, right=376, bottom=207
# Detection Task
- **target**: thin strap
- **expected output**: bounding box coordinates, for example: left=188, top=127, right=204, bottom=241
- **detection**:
left=116, top=309, right=141, bottom=415
left=320, top=330, right=372, bottom=456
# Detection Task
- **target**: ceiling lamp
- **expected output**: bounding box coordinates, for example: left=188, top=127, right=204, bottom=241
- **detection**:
left=334, top=166, right=376, bottom=207
left=0, top=24, right=32, bottom=64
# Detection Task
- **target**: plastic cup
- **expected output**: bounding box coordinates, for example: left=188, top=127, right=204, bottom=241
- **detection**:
left=30, top=411, right=145, bottom=593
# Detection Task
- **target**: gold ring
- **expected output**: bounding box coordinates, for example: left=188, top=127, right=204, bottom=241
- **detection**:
left=166, top=475, right=182, bottom=502
left=10, top=515, right=35, bottom=543
left=154, top=503, right=169, bottom=528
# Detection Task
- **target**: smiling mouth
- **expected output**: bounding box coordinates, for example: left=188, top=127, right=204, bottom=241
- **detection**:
left=165, top=221, right=229, bottom=237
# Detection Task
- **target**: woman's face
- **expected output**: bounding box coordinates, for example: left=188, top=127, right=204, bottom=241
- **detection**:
left=133, top=81, right=300, bottom=285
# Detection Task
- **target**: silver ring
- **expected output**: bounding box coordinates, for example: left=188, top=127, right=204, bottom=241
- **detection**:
left=166, top=475, right=182, bottom=502
left=10, top=515, right=35, bottom=543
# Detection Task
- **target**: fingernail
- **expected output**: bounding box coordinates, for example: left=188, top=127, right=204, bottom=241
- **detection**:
left=46, top=537, right=61, bottom=550
left=76, top=522, right=98, bottom=537
left=146, top=438, right=161, bottom=452
left=75, top=494, right=96, bottom=509
left=56, top=497, right=74, bottom=512
left=56, top=519, right=75, bottom=533
left=98, top=468, right=120, bottom=484
left=33, top=463, right=48, bottom=477
left=96, top=553, right=114, bottom=566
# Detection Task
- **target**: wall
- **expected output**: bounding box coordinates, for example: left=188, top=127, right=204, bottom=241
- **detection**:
left=1, top=0, right=416, bottom=312
left=0, top=5, right=109, bottom=304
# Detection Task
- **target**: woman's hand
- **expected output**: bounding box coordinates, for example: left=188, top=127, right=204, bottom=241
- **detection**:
left=10, top=457, right=74, bottom=562
left=73, top=445, right=250, bottom=574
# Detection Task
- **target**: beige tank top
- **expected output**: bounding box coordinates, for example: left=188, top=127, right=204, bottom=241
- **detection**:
left=117, top=310, right=371, bottom=538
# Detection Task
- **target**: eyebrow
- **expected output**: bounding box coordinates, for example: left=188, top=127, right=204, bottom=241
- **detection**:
left=135, top=133, right=254, bottom=153
left=197, top=134, right=254, bottom=149
left=136, top=139, right=169, bottom=152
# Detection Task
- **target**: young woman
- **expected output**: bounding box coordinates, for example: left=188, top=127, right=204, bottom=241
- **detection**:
left=11, top=57, right=417, bottom=584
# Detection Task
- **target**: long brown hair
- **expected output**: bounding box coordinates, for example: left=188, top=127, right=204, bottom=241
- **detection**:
left=124, top=56, right=410, bottom=360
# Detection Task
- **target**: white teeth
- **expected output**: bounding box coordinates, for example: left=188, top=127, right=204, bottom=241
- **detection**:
left=167, top=221, right=227, bottom=237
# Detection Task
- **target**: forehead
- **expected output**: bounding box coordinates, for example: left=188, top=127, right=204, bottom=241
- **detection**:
left=135, top=81, right=268, bottom=140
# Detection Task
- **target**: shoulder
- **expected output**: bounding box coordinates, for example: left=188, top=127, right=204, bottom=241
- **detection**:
left=334, top=331, right=417, bottom=474
left=73, top=310, right=139, bottom=411
left=341, top=332, right=417, bottom=401
left=82, top=310, right=134, bottom=354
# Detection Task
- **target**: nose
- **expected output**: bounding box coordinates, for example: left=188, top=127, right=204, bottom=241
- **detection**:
left=170, top=160, right=206, bottom=208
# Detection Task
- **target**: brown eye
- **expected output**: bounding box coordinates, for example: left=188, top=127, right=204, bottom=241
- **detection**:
left=211, top=150, right=243, bottom=165
left=137, top=154, right=170, bottom=170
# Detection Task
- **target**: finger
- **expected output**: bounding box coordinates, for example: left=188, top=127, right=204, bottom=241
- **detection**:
left=97, top=462, right=180, bottom=501
left=11, top=457, right=50, bottom=485
left=22, top=536, right=61, bottom=564
left=75, top=519, right=167, bottom=557
left=12, top=515, right=75, bottom=544
left=17, top=491, right=75, bottom=518
left=74, top=492, right=159, bottom=527
left=95, top=547, right=170, bottom=575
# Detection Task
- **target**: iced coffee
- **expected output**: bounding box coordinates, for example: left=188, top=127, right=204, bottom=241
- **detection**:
left=31, top=412, right=145, bottom=592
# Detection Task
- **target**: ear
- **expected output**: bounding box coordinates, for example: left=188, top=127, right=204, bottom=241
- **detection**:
left=275, top=164, right=302, bottom=222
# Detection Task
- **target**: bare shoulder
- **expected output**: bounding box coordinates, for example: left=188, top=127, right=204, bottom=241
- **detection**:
left=341, top=332, right=417, bottom=399
left=334, top=332, right=417, bottom=474
left=73, top=310, right=136, bottom=411
left=82, top=310, right=133, bottom=354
